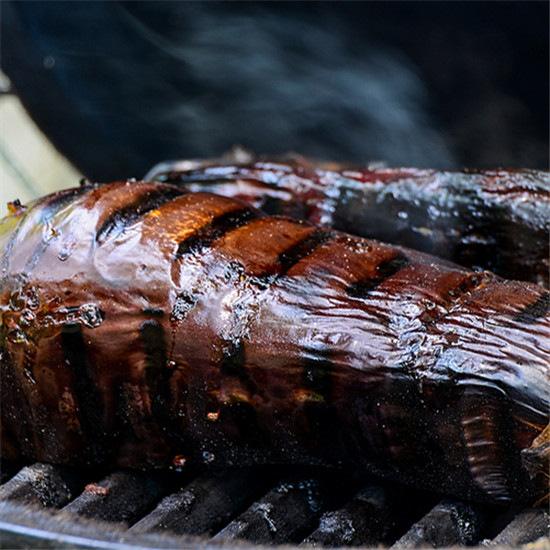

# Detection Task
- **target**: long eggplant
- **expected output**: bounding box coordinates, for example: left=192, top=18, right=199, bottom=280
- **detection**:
left=146, top=157, right=550, bottom=286
left=1, top=180, right=548, bottom=505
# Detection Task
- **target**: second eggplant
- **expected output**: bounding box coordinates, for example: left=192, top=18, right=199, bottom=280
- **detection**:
left=147, top=157, right=550, bottom=286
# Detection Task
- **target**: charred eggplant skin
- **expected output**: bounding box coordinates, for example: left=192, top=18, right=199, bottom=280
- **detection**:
left=146, top=158, right=550, bottom=286
left=1, top=180, right=548, bottom=505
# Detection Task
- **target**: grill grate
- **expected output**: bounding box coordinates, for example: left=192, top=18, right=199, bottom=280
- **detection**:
left=0, top=462, right=548, bottom=549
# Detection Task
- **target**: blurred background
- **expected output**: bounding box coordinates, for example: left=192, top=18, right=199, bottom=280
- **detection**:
left=1, top=1, right=548, bottom=216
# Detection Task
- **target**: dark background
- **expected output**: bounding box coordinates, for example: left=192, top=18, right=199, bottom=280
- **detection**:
left=2, top=1, right=548, bottom=181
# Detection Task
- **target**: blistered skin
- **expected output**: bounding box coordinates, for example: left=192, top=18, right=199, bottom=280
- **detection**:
left=146, top=159, right=550, bottom=287
left=0, top=181, right=548, bottom=505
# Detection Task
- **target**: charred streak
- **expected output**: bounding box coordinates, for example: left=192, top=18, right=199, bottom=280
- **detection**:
left=300, top=350, right=339, bottom=446
left=174, top=207, right=259, bottom=258
left=40, top=186, right=93, bottom=219
left=218, top=231, right=338, bottom=398
left=214, top=233, right=338, bottom=435
left=346, top=252, right=410, bottom=298
left=218, top=339, right=268, bottom=444
left=96, top=186, right=184, bottom=244
left=448, top=273, right=485, bottom=300
left=277, top=229, right=335, bottom=274
left=142, top=307, right=165, bottom=318
left=218, top=340, right=266, bottom=446
left=140, top=320, right=177, bottom=440
left=302, top=350, right=334, bottom=399
left=61, top=322, right=105, bottom=461
left=513, top=293, right=550, bottom=324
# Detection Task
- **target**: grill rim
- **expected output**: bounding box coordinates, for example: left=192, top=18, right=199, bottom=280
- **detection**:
left=1, top=501, right=548, bottom=550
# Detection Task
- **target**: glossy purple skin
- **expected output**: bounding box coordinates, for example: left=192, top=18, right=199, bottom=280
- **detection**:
left=1, top=180, right=548, bottom=504
left=147, top=158, right=550, bottom=286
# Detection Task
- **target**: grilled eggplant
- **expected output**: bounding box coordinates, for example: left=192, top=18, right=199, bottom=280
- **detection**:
left=1, top=181, right=548, bottom=504
left=146, top=158, right=550, bottom=286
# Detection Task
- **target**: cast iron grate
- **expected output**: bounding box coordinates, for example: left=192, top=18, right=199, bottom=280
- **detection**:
left=0, top=461, right=548, bottom=549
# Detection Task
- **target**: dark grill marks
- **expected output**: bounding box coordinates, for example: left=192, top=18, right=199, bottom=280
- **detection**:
left=141, top=307, right=165, bottom=318
left=300, top=350, right=338, bottom=446
left=174, top=207, right=258, bottom=258
left=346, top=253, right=410, bottom=298
left=513, top=293, right=550, bottom=324
left=218, top=231, right=337, bottom=398
left=95, top=187, right=184, bottom=244
left=217, top=230, right=337, bottom=425
left=218, top=340, right=267, bottom=446
left=140, top=321, right=178, bottom=444
left=277, top=230, right=335, bottom=274
left=302, top=351, right=333, bottom=401
left=61, top=322, right=105, bottom=462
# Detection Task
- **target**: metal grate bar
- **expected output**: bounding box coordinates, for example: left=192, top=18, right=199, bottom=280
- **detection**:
left=0, top=463, right=84, bottom=508
left=301, top=485, right=393, bottom=547
left=490, top=508, right=549, bottom=546
left=61, top=470, right=180, bottom=526
left=0, top=462, right=548, bottom=548
left=130, top=467, right=275, bottom=536
left=391, top=500, right=485, bottom=548
left=212, top=475, right=333, bottom=544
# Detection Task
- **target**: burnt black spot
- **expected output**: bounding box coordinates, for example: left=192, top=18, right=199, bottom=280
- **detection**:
left=346, top=277, right=382, bottom=298
left=174, top=207, right=258, bottom=258
left=140, top=320, right=167, bottom=367
left=96, top=186, right=184, bottom=244
left=513, top=292, right=550, bottom=324
left=61, top=322, right=106, bottom=461
left=346, top=252, right=410, bottom=298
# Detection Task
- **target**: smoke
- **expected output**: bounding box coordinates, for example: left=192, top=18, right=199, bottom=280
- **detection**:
left=1, top=2, right=547, bottom=180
